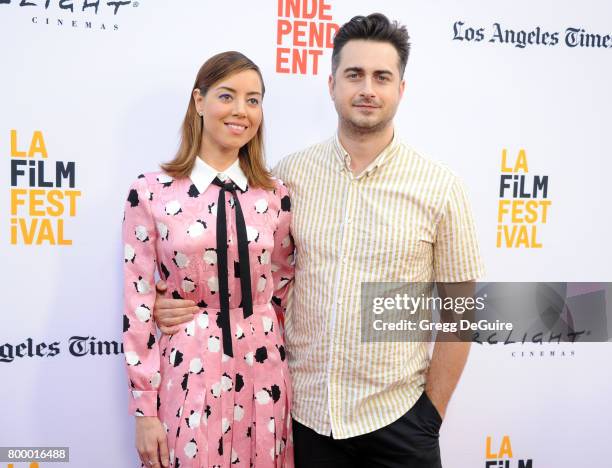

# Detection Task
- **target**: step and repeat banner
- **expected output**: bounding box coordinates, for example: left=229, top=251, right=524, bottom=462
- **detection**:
left=1, top=0, right=611, bottom=467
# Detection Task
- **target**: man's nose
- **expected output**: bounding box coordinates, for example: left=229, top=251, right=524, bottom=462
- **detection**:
left=359, top=77, right=376, bottom=99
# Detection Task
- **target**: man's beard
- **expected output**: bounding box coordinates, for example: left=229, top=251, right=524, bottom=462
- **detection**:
left=340, top=112, right=392, bottom=136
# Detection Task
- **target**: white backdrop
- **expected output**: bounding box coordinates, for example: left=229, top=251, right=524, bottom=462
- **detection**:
left=1, top=1, right=611, bottom=467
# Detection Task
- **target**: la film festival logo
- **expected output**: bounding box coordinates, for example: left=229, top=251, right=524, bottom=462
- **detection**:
left=9, top=129, right=81, bottom=245
left=496, top=149, right=551, bottom=248
left=276, top=0, right=340, bottom=75
left=0, top=0, right=139, bottom=31
left=453, top=20, right=612, bottom=49
left=485, top=435, right=533, bottom=468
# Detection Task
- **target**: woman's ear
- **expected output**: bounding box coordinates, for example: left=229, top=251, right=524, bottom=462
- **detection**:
left=193, top=89, right=204, bottom=116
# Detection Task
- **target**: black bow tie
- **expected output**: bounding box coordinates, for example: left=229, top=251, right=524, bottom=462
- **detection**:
left=211, top=177, right=252, bottom=357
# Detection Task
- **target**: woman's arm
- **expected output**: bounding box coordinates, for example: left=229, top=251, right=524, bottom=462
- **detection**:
left=122, top=176, right=161, bottom=416
left=123, top=177, right=169, bottom=468
left=270, top=180, right=295, bottom=330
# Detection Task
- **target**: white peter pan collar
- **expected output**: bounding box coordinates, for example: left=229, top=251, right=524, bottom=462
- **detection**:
left=190, top=157, right=248, bottom=193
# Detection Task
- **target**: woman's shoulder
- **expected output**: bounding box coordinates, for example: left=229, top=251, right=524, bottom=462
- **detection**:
left=125, top=172, right=187, bottom=201
left=260, top=177, right=290, bottom=215
left=128, top=171, right=176, bottom=188
left=270, top=177, right=290, bottom=198
left=246, top=177, right=289, bottom=198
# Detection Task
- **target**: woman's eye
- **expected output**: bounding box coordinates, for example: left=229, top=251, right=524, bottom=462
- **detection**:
left=219, top=94, right=232, bottom=101
left=248, top=98, right=260, bottom=105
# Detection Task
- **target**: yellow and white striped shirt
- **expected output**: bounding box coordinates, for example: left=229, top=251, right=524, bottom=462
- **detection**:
left=273, top=133, right=484, bottom=439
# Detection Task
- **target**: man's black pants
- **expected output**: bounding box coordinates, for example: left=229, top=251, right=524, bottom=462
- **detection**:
left=293, top=391, right=443, bottom=468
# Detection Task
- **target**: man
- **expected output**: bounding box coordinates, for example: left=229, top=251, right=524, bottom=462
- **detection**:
left=154, top=13, right=483, bottom=467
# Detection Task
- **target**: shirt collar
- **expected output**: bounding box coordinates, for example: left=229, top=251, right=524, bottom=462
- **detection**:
left=332, top=131, right=399, bottom=178
left=190, top=157, right=248, bottom=193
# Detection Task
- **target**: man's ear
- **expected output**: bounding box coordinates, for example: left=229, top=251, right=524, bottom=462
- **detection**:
left=328, top=74, right=335, bottom=100
left=399, top=79, right=406, bottom=99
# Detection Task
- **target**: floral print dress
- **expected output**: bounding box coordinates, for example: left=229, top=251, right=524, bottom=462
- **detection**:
left=122, top=162, right=294, bottom=468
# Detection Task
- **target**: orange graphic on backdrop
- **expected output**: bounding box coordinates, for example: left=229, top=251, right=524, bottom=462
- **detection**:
left=276, top=0, right=339, bottom=75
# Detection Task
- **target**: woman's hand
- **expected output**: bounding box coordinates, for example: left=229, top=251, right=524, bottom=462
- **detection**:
left=135, top=416, right=169, bottom=468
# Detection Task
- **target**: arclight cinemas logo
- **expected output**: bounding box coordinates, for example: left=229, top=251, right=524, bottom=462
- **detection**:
left=0, top=0, right=140, bottom=31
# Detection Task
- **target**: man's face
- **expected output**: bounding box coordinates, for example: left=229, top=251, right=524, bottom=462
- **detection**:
left=329, top=39, right=405, bottom=135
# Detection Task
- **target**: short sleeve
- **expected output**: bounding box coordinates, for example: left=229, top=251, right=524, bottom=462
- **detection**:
left=433, top=176, right=485, bottom=282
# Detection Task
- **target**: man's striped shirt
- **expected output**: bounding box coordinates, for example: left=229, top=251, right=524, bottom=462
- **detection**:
left=273, top=133, right=484, bottom=438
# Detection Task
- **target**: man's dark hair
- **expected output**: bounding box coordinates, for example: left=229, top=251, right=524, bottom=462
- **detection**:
left=331, top=13, right=411, bottom=77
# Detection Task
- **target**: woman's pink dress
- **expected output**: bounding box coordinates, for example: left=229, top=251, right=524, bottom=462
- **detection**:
left=122, top=170, right=294, bottom=467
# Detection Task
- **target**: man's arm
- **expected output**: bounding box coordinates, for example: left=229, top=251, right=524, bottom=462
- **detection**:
left=424, top=281, right=475, bottom=419
left=153, top=280, right=199, bottom=334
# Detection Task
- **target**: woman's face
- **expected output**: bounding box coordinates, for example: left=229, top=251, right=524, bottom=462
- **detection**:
left=194, top=69, right=263, bottom=154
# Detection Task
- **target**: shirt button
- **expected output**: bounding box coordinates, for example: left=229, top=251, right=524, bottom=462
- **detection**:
left=342, top=258, right=348, bottom=264
left=337, top=298, right=343, bottom=305
left=346, top=218, right=352, bottom=224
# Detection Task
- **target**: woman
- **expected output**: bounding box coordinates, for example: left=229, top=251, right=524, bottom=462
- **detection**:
left=122, top=51, right=294, bottom=468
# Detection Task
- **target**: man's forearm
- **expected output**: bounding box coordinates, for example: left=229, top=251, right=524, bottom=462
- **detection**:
left=424, top=281, right=476, bottom=417
left=425, top=339, right=471, bottom=418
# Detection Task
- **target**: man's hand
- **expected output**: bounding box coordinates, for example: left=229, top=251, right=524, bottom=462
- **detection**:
left=135, top=416, right=169, bottom=468
left=424, top=281, right=475, bottom=420
left=154, top=280, right=198, bottom=334
left=424, top=342, right=469, bottom=420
